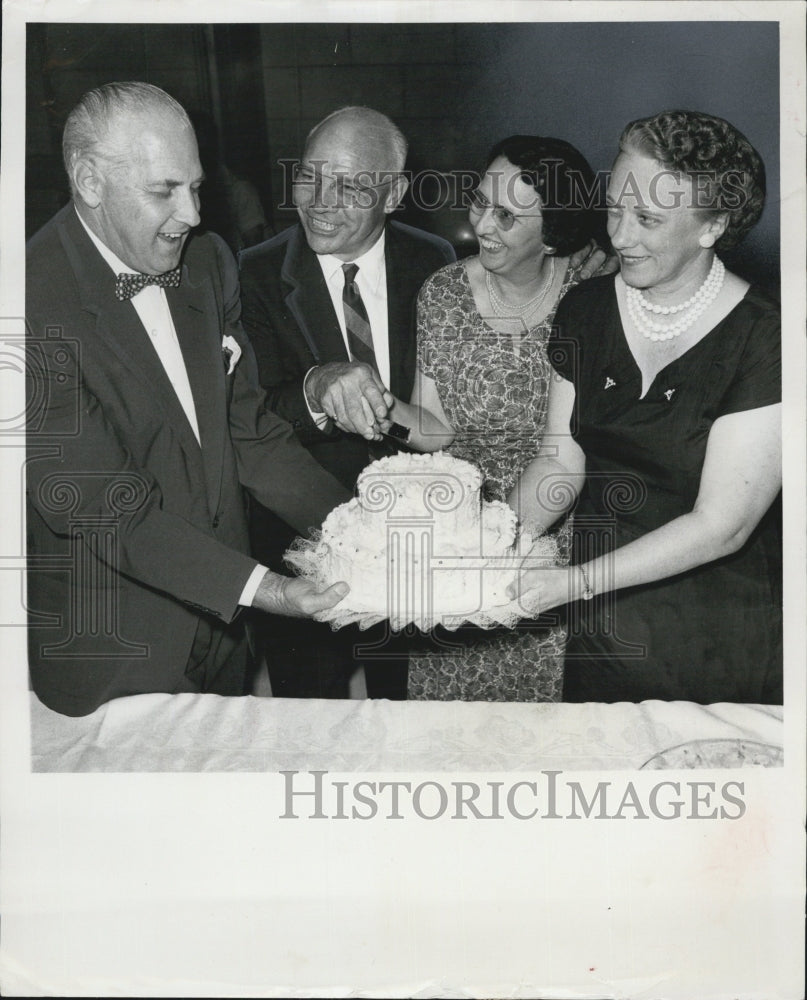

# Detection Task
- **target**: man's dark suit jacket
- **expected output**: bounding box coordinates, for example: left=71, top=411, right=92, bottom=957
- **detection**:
left=25, top=205, right=350, bottom=716
left=238, top=220, right=455, bottom=565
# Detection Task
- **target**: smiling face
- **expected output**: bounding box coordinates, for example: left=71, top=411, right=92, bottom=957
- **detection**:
left=294, top=116, right=403, bottom=262
left=470, top=156, right=547, bottom=283
left=83, top=112, right=203, bottom=274
left=606, top=147, right=726, bottom=299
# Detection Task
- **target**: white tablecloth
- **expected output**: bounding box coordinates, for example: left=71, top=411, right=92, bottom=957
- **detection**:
left=30, top=692, right=784, bottom=772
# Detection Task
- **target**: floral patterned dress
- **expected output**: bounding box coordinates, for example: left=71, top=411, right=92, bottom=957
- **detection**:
left=407, top=259, right=580, bottom=701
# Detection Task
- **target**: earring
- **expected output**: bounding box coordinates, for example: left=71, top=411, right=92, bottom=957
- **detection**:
left=542, top=245, right=556, bottom=256
left=699, top=234, right=716, bottom=249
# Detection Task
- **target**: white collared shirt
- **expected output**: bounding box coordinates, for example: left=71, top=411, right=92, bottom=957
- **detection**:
left=314, top=230, right=391, bottom=387
left=76, top=208, right=266, bottom=608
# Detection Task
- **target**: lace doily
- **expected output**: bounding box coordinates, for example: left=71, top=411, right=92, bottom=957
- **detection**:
left=284, top=528, right=559, bottom=632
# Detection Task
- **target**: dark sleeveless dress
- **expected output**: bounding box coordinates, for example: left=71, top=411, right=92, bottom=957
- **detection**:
left=549, top=276, right=782, bottom=704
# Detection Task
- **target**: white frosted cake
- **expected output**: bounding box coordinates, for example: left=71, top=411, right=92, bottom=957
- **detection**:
left=315, top=452, right=522, bottom=616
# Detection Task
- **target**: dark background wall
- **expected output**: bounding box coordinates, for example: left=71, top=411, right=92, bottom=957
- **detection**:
left=26, top=20, right=779, bottom=292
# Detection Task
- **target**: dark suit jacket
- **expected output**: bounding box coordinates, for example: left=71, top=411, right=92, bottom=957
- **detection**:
left=26, top=205, right=351, bottom=715
left=239, top=220, right=456, bottom=486
left=238, top=220, right=455, bottom=565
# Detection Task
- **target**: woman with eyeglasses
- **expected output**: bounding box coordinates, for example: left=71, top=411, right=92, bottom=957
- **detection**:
left=382, top=134, right=602, bottom=701
left=508, top=110, right=781, bottom=704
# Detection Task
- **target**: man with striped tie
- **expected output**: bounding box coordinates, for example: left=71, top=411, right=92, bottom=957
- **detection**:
left=239, top=106, right=457, bottom=699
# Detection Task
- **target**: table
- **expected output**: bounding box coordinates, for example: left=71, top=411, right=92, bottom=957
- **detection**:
left=30, top=692, right=784, bottom=772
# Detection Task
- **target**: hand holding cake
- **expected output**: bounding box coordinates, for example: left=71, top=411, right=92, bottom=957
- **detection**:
left=252, top=571, right=350, bottom=618
left=505, top=558, right=576, bottom=615
left=285, top=452, right=559, bottom=631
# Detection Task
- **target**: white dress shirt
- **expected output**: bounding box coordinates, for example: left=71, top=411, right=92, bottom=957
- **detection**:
left=76, top=209, right=266, bottom=607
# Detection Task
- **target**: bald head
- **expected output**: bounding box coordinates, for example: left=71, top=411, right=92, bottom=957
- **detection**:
left=305, top=106, right=408, bottom=175
left=294, top=106, right=410, bottom=261
left=63, top=82, right=193, bottom=196
left=65, top=82, right=202, bottom=275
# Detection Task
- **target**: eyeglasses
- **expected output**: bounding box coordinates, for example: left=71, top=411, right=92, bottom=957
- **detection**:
left=292, top=163, right=397, bottom=209
left=466, top=189, right=542, bottom=231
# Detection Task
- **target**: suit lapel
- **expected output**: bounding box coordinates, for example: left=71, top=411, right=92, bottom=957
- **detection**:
left=383, top=224, right=414, bottom=399
left=281, top=223, right=417, bottom=394
left=281, top=226, right=350, bottom=365
left=58, top=209, right=212, bottom=503
left=168, top=256, right=227, bottom=517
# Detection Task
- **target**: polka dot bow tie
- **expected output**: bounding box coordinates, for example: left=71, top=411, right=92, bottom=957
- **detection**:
left=115, top=268, right=181, bottom=301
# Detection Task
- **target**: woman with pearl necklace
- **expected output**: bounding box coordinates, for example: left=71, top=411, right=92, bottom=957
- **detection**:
left=509, top=109, right=782, bottom=705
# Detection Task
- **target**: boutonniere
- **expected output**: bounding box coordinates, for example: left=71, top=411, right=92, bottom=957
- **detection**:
left=221, top=334, right=242, bottom=375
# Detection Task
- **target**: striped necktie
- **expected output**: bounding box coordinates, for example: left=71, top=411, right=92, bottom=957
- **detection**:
left=341, top=263, right=377, bottom=371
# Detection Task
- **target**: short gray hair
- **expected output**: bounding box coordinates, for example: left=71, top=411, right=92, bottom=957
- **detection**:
left=306, top=106, right=408, bottom=172
left=63, top=81, right=192, bottom=194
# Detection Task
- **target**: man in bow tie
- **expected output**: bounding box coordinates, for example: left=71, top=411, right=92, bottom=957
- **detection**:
left=25, top=81, right=352, bottom=717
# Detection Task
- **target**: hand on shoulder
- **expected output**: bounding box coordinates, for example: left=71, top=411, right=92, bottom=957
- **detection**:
left=568, top=240, right=619, bottom=281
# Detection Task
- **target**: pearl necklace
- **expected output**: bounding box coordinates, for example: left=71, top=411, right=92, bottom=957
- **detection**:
left=486, top=257, right=556, bottom=319
left=625, top=257, right=725, bottom=342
